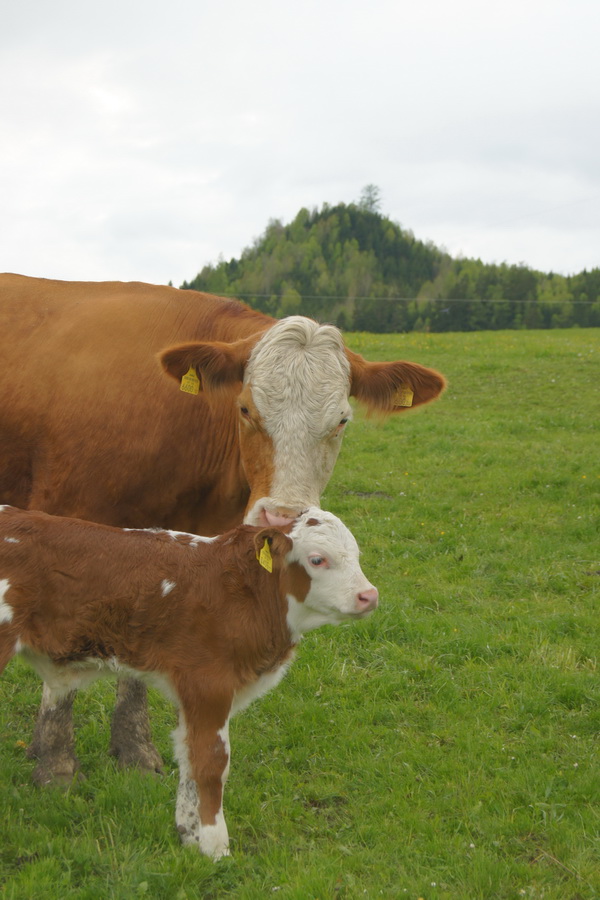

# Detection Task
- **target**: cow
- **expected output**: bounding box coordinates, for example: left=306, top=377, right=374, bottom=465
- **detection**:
left=0, top=503, right=378, bottom=859
left=0, top=273, right=444, bottom=784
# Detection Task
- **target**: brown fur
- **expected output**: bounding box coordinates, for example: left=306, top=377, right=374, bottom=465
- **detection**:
left=0, top=511, right=295, bottom=684
left=0, top=274, right=445, bottom=534
left=0, top=274, right=445, bottom=780
left=0, top=507, right=301, bottom=829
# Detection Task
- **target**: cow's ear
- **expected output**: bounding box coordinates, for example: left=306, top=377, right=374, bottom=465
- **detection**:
left=158, top=336, right=260, bottom=392
left=346, top=349, right=446, bottom=414
left=254, top=528, right=293, bottom=571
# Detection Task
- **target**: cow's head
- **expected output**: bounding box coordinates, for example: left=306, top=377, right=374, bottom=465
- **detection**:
left=253, top=506, right=378, bottom=638
left=159, top=316, right=445, bottom=526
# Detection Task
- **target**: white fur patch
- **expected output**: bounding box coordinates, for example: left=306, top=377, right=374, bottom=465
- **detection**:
left=285, top=507, right=377, bottom=638
left=244, top=318, right=352, bottom=516
left=0, top=578, right=13, bottom=624
left=164, top=530, right=216, bottom=546
left=3, top=537, right=19, bottom=544
left=161, top=579, right=176, bottom=596
left=231, top=661, right=294, bottom=715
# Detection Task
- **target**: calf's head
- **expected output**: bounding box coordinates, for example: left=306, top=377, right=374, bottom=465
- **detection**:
left=253, top=506, right=378, bottom=638
left=160, top=315, right=445, bottom=526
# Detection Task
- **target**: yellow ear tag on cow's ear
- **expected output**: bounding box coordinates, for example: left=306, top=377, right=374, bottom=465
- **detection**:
left=180, top=366, right=201, bottom=395
left=257, top=538, right=273, bottom=573
left=393, top=384, right=414, bottom=408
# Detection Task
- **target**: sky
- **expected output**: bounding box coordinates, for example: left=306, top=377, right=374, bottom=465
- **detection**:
left=2, top=0, right=599, bottom=288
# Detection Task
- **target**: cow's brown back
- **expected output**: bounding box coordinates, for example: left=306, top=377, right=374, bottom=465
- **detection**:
left=0, top=274, right=272, bottom=533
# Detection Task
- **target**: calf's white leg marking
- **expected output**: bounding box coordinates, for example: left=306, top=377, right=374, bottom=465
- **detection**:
left=0, top=579, right=14, bottom=624
left=172, top=714, right=230, bottom=859
left=173, top=716, right=201, bottom=845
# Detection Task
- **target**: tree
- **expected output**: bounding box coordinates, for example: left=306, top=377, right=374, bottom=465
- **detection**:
left=358, top=184, right=382, bottom=214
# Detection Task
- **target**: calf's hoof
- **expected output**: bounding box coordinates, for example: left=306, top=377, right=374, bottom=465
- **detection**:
left=178, top=825, right=231, bottom=860
left=109, top=739, right=164, bottom=775
left=30, top=755, right=84, bottom=788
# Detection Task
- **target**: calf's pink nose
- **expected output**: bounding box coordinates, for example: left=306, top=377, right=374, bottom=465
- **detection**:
left=356, top=587, right=379, bottom=612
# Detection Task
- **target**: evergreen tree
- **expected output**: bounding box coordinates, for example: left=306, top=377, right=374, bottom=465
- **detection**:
left=182, top=195, right=599, bottom=333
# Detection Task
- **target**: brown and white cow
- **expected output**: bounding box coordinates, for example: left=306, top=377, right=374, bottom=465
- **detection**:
left=0, top=504, right=378, bottom=859
left=0, top=273, right=444, bottom=783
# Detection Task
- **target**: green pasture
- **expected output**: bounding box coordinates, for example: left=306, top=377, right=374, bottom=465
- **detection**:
left=1, top=328, right=598, bottom=899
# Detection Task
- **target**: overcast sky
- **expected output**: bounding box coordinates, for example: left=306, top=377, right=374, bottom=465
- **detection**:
left=2, top=0, right=599, bottom=288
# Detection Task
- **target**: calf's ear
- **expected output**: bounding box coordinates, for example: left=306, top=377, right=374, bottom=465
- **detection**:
left=346, top=349, right=446, bottom=414
left=158, top=335, right=261, bottom=392
left=254, top=529, right=293, bottom=571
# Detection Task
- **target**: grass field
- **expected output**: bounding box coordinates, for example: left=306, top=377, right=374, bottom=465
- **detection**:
left=1, top=328, right=598, bottom=900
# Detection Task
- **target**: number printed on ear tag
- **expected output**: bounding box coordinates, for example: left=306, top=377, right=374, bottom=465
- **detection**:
left=180, top=367, right=201, bottom=395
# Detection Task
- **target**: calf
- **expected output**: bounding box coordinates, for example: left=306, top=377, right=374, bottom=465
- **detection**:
left=0, top=504, right=378, bottom=859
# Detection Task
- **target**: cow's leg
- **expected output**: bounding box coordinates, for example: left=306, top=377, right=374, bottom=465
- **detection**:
left=27, top=683, right=82, bottom=786
left=109, top=678, right=164, bottom=774
left=172, top=694, right=231, bottom=860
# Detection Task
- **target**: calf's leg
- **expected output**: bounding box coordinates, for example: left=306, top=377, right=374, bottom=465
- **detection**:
left=172, top=693, right=231, bottom=860
left=29, top=677, right=164, bottom=785
left=109, top=678, right=164, bottom=774
left=0, top=613, right=81, bottom=786
left=27, top=684, right=81, bottom=786
left=0, top=626, right=17, bottom=676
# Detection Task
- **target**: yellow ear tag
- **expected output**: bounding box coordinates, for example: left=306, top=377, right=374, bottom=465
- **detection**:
left=257, top=538, right=273, bottom=573
left=393, top=384, right=414, bottom=408
left=180, top=366, right=201, bottom=395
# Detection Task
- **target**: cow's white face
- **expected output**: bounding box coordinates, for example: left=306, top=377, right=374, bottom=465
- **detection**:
left=160, top=313, right=446, bottom=532
left=282, top=507, right=378, bottom=638
left=240, top=319, right=353, bottom=526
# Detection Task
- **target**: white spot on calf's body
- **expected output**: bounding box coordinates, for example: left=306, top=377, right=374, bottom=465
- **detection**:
left=161, top=579, right=176, bottom=597
left=0, top=578, right=14, bottom=624
left=164, top=530, right=216, bottom=546
left=3, top=537, right=19, bottom=544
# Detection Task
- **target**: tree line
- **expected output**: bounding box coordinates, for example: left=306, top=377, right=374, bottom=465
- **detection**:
left=182, top=197, right=600, bottom=332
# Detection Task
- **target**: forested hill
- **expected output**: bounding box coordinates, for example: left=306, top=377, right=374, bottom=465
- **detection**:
left=182, top=201, right=600, bottom=332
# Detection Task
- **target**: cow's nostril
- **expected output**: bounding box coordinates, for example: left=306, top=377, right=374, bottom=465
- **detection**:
left=264, top=507, right=300, bottom=527
left=357, top=588, right=379, bottom=611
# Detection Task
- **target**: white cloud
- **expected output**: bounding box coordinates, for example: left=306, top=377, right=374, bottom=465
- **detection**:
left=1, top=0, right=599, bottom=284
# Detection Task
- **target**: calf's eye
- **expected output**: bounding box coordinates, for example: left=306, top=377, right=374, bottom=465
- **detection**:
left=309, top=556, right=326, bottom=567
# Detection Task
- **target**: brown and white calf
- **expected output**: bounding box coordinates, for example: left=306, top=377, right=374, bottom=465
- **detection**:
left=0, top=504, right=378, bottom=858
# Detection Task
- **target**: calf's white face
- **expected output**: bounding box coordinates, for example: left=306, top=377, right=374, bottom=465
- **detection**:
left=283, top=507, right=378, bottom=638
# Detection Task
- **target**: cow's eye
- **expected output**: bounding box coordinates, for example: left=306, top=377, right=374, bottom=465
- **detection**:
left=309, top=555, right=327, bottom=567
left=240, top=406, right=251, bottom=420
left=332, top=417, right=349, bottom=438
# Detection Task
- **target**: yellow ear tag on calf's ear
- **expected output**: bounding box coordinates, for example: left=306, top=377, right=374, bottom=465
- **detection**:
left=393, top=384, right=414, bottom=408
left=180, top=366, right=201, bottom=395
left=257, top=538, right=273, bottom=573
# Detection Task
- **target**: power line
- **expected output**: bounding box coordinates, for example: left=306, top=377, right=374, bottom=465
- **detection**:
left=206, top=292, right=597, bottom=306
